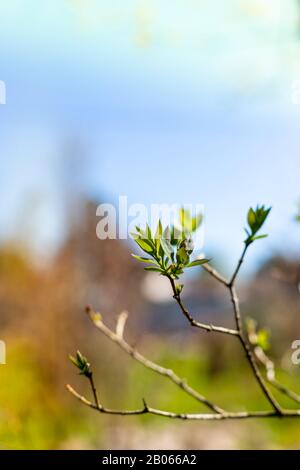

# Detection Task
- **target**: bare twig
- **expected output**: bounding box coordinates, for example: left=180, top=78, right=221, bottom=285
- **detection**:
left=202, top=263, right=229, bottom=287
left=85, top=307, right=225, bottom=414
left=88, top=373, right=100, bottom=409
left=67, top=299, right=300, bottom=420
left=229, top=244, right=248, bottom=287
left=67, top=385, right=300, bottom=420
left=228, top=283, right=282, bottom=414
left=116, top=311, right=128, bottom=339
left=229, top=245, right=283, bottom=414
left=68, top=225, right=300, bottom=421
left=167, top=276, right=239, bottom=336
left=168, top=255, right=282, bottom=414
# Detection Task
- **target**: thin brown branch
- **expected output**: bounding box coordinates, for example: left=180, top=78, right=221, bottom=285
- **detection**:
left=197, top=242, right=283, bottom=414
left=69, top=231, right=300, bottom=422
left=167, top=276, right=239, bottom=336
left=67, top=384, right=300, bottom=420
left=201, top=244, right=284, bottom=414
left=168, top=261, right=283, bottom=415
left=66, top=385, right=145, bottom=415
left=88, top=373, right=100, bottom=409
left=85, top=307, right=225, bottom=414
left=229, top=285, right=282, bottom=414
left=229, top=244, right=248, bottom=287
left=202, top=263, right=229, bottom=287
left=228, top=247, right=283, bottom=415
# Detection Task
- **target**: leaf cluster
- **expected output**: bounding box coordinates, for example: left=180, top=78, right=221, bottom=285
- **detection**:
left=131, top=208, right=208, bottom=280
left=69, top=351, right=92, bottom=378
left=245, top=205, right=271, bottom=246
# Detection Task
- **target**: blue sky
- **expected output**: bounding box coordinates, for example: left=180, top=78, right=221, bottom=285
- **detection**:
left=0, top=0, right=299, bottom=275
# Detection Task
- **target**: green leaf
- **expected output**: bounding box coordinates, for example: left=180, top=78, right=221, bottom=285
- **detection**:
left=155, top=220, right=163, bottom=240
left=134, top=226, right=143, bottom=234
left=295, top=202, right=300, bottom=223
left=245, top=205, right=271, bottom=245
left=146, top=223, right=153, bottom=241
left=251, top=234, right=268, bottom=242
left=186, top=258, right=209, bottom=268
left=134, top=226, right=148, bottom=239
left=179, top=208, right=203, bottom=233
left=179, top=207, right=188, bottom=226
left=191, top=213, right=203, bottom=232
left=69, top=350, right=92, bottom=377
left=69, top=354, right=79, bottom=367
left=176, top=246, right=189, bottom=266
left=178, top=237, right=194, bottom=255
left=131, top=254, right=158, bottom=265
left=247, top=208, right=256, bottom=231
left=134, top=237, right=154, bottom=254
left=154, top=220, right=163, bottom=252
left=170, top=226, right=183, bottom=245
left=144, top=267, right=164, bottom=273
left=160, top=236, right=174, bottom=259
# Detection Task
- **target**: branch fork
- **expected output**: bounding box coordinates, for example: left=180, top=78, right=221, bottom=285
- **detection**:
left=68, top=209, right=300, bottom=421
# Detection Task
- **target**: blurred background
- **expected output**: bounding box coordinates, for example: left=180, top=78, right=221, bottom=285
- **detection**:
left=0, top=0, right=300, bottom=449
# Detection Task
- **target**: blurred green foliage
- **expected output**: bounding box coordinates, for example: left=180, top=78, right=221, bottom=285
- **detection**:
left=0, top=337, right=299, bottom=449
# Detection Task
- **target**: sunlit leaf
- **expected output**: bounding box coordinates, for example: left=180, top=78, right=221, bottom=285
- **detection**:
left=186, top=259, right=209, bottom=268
left=131, top=254, right=158, bottom=264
